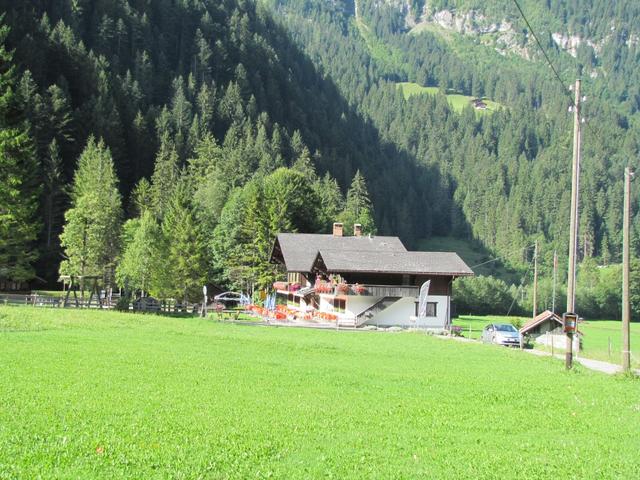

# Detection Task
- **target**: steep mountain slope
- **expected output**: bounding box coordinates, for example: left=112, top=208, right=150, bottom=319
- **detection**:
left=1, top=0, right=639, bottom=294
left=266, top=0, right=640, bottom=276
left=0, top=0, right=440, bottom=282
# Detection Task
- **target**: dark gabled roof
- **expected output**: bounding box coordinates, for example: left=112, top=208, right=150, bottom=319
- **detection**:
left=271, top=233, right=407, bottom=272
left=315, top=249, right=474, bottom=276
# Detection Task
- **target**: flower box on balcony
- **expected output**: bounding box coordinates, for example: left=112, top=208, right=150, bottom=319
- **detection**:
left=315, top=280, right=333, bottom=294
left=335, top=283, right=349, bottom=294
left=352, top=284, right=367, bottom=295
left=273, top=281, right=288, bottom=291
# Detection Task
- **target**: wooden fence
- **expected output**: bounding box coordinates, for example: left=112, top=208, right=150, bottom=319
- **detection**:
left=0, top=292, right=201, bottom=314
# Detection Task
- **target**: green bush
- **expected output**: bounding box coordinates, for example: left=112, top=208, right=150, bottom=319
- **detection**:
left=115, top=295, right=131, bottom=312
left=453, top=275, right=518, bottom=316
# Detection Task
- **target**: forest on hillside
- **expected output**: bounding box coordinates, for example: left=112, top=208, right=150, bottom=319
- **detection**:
left=0, top=0, right=639, bottom=318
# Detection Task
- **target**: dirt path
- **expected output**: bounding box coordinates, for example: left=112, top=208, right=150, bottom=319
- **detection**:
left=525, top=348, right=640, bottom=375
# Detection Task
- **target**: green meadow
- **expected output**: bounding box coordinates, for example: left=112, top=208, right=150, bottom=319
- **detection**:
left=396, top=82, right=502, bottom=113
left=453, top=315, right=640, bottom=369
left=1, top=307, right=639, bottom=478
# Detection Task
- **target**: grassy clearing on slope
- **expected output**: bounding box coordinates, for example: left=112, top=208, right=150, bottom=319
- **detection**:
left=397, top=82, right=501, bottom=113
left=354, top=17, right=408, bottom=77
left=1, top=307, right=639, bottom=478
left=453, top=315, right=640, bottom=368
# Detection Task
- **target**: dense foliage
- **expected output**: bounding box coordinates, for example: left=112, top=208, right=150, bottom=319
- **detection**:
left=0, top=1, right=638, bottom=317
left=0, top=21, right=39, bottom=287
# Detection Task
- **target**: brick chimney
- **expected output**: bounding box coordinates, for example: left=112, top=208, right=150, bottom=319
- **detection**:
left=332, top=222, right=344, bottom=236
left=353, top=223, right=362, bottom=237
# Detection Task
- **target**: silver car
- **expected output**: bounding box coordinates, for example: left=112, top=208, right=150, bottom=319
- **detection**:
left=481, top=323, right=521, bottom=347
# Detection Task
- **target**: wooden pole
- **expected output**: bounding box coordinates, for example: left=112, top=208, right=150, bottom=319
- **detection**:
left=533, top=240, right=538, bottom=318
left=622, top=166, right=634, bottom=372
left=566, top=79, right=582, bottom=370
left=552, top=250, right=558, bottom=313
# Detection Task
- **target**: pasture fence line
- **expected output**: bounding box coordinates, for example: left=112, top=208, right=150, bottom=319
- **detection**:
left=0, top=292, right=201, bottom=314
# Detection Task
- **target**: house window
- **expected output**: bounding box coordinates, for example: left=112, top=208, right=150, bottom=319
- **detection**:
left=416, top=302, right=438, bottom=317
left=333, top=298, right=346, bottom=313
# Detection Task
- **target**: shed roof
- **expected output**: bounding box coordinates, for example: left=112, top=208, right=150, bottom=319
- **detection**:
left=519, top=310, right=562, bottom=334
left=271, top=233, right=407, bottom=273
left=314, top=249, right=474, bottom=276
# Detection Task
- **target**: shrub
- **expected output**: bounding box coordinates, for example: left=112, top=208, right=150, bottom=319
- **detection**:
left=453, top=276, right=516, bottom=316
left=115, top=295, right=131, bottom=312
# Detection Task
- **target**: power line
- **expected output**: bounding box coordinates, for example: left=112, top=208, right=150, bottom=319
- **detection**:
left=511, top=0, right=574, bottom=105
left=506, top=252, right=535, bottom=317
left=469, top=243, right=536, bottom=270
left=510, top=0, right=607, bottom=148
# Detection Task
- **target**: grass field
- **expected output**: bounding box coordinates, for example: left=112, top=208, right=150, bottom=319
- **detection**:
left=453, top=315, right=640, bottom=369
left=1, top=307, right=639, bottom=478
left=396, top=82, right=502, bottom=113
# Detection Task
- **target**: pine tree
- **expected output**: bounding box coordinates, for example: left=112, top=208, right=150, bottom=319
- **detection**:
left=161, top=180, right=208, bottom=302
left=0, top=21, right=40, bottom=283
left=130, top=177, right=153, bottom=217
left=116, top=211, right=161, bottom=297
left=42, top=139, right=65, bottom=249
left=316, top=173, right=345, bottom=231
left=59, top=137, right=122, bottom=284
left=150, top=137, right=180, bottom=218
left=340, top=170, right=376, bottom=235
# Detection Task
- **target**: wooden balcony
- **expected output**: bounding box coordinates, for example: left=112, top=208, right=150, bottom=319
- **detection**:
left=353, top=284, right=420, bottom=298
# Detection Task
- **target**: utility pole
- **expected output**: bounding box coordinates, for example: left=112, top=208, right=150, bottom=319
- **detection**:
left=532, top=240, right=538, bottom=318
left=622, top=166, right=635, bottom=372
left=566, top=79, right=582, bottom=370
left=552, top=250, right=558, bottom=314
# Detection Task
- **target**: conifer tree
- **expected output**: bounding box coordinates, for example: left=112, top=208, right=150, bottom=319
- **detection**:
left=150, top=137, right=180, bottom=218
left=130, top=177, right=153, bottom=217
left=161, top=179, right=208, bottom=302
left=0, top=21, right=40, bottom=283
left=340, top=170, right=376, bottom=235
left=116, top=210, right=161, bottom=297
left=59, top=137, right=122, bottom=284
left=316, top=173, right=345, bottom=231
left=42, top=139, right=65, bottom=249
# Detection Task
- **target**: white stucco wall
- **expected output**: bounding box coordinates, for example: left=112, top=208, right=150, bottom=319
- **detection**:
left=345, top=295, right=383, bottom=318
left=362, top=294, right=449, bottom=328
left=535, top=332, right=581, bottom=351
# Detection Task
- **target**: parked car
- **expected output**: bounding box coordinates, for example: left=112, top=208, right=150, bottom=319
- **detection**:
left=213, top=291, right=247, bottom=308
left=481, top=323, right=521, bottom=347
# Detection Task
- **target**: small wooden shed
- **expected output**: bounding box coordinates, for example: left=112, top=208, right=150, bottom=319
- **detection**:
left=520, top=310, right=581, bottom=351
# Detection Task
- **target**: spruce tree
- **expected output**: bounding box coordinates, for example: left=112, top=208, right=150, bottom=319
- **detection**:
left=161, top=179, right=208, bottom=303
left=43, top=139, right=65, bottom=249
left=340, top=170, right=376, bottom=235
left=150, top=137, right=180, bottom=218
left=0, top=21, right=40, bottom=283
left=316, top=173, right=345, bottom=231
left=59, top=137, right=122, bottom=284
left=116, top=211, right=161, bottom=297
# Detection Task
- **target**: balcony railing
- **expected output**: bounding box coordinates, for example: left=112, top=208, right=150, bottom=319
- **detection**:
left=355, top=284, right=420, bottom=298
left=276, top=280, right=421, bottom=298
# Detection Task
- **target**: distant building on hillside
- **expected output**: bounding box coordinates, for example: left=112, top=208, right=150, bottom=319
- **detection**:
left=269, top=223, right=473, bottom=329
left=472, top=98, right=488, bottom=110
